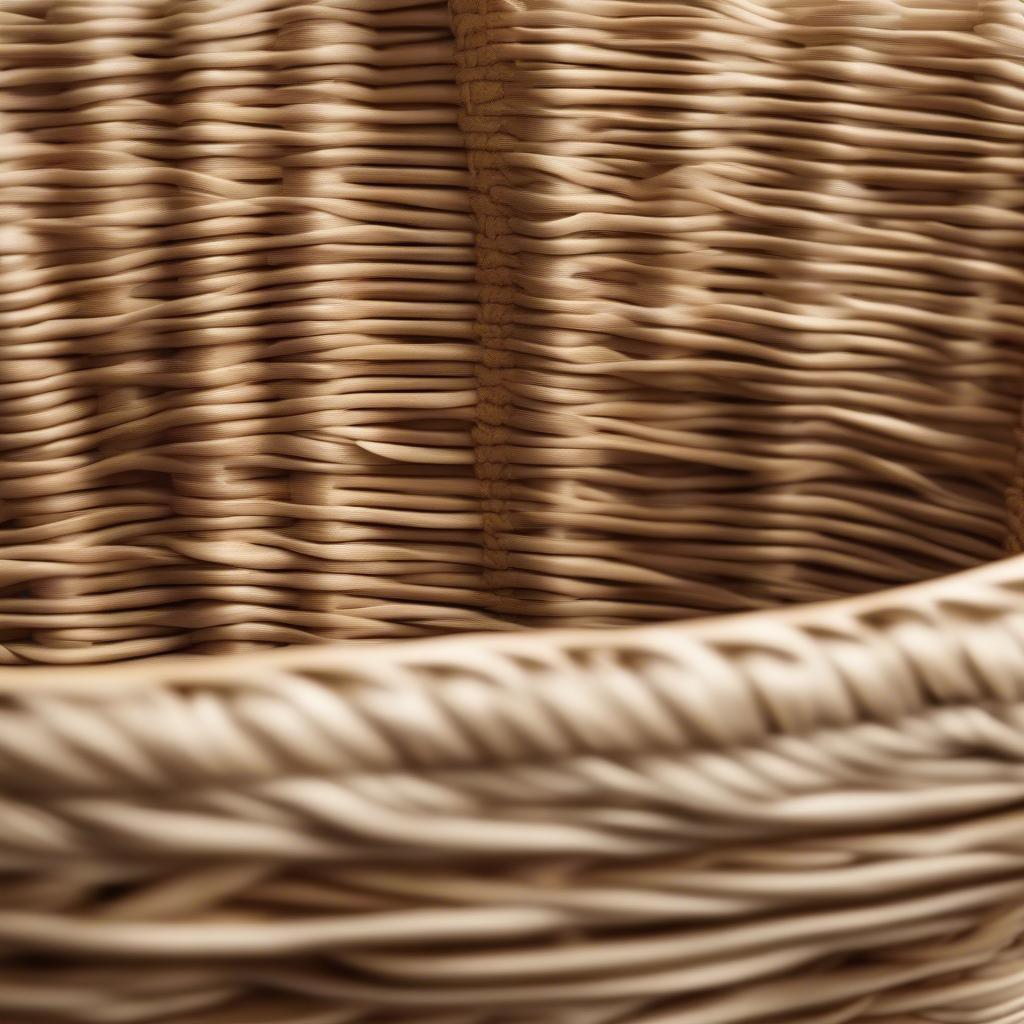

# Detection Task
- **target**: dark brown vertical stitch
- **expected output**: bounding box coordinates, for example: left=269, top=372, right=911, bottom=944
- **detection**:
left=1008, top=409, right=1024, bottom=553
left=450, top=0, right=518, bottom=616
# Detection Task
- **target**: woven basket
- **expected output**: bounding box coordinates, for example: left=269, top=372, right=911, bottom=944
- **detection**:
left=4, top=0, right=1024, bottom=1021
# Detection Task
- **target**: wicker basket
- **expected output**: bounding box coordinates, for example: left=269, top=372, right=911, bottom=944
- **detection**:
left=3, top=0, right=1024, bottom=1021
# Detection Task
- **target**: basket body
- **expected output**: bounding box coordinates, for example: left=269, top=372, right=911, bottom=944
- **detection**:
left=2, top=1, right=1024, bottom=1022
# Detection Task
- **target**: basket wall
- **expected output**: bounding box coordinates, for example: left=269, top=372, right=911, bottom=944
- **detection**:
left=1, top=0, right=1023, bottom=664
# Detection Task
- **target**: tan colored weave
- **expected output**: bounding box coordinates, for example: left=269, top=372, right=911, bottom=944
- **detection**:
left=3, top=0, right=1023, bottom=662
left=3, top=0, right=1024, bottom=1022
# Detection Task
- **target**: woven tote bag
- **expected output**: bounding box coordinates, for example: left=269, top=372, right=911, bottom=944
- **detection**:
left=4, top=1, right=1024, bottom=1022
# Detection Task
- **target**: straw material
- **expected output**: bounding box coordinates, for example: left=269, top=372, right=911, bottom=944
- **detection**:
left=2, top=0, right=1023, bottom=663
left=2, top=0, right=1024, bottom=1022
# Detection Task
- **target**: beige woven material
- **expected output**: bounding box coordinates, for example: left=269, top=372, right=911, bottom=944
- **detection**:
left=3, top=0, right=1024, bottom=1022
left=3, top=0, right=1023, bottom=660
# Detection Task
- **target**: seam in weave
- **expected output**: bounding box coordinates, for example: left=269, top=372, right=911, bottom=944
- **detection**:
left=1008, top=406, right=1024, bottom=552
left=453, top=0, right=517, bottom=614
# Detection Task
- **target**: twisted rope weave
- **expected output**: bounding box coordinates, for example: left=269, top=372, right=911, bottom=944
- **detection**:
left=0, top=558, right=1021, bottom=1021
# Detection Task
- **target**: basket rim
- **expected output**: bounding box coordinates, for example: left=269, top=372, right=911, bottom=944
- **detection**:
left=0, top=552, right=1018, bottom=804
left=0, top=551, right=1017, bottom=726
left=0, top=552, right=1020, bottom=694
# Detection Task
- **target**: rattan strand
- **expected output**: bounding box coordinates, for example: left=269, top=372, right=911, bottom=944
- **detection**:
left=2, top=1, right=1024, bottom=1023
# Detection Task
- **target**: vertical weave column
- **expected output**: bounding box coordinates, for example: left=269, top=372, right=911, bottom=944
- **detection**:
left=0, top=2, right=180, bottom=662
left=159, top=6, right=279, bottom=656
left=1009, top=406, right=1024, bottom=552
left=450, top=0, right=518, bottom=617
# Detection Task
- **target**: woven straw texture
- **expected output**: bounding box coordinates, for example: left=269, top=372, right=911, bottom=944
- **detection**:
left=3, top=0, right=1024, bottom=1022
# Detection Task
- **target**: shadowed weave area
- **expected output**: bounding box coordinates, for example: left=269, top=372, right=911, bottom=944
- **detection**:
left=1, top=0, right=1023, bottom=664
